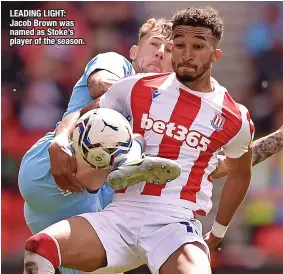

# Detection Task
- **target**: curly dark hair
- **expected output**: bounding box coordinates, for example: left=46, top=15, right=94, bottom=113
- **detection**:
left=171, top=7, right=224, bottom=40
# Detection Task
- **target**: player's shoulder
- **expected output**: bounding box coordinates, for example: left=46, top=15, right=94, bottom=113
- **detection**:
left=101, top=52, right=131, bottom=63
left=84, top=51, right=133, bottom=78
left=226, top=93, right=250, bottom=119
left=137, top=72, right=172, bottom=81
left=213, top=82, right=254, bottom=148
left=96, top=51, right=126, bottom=59
left=88, top=51, right=130, bottom=64
left=115, top=73, right=171, bottom=89
left=224, top=92, right=243, bottom=113
left=113, top=72, right=171, bottom=86
left=236, top=102, right=249, bottom=115
left=236, top=103, right=253, bottom=130
left=223, top=93, right=252, bottom=132
left=212, top=78, right=251, bottom=124
left=214, top=83, right=246, bottom=119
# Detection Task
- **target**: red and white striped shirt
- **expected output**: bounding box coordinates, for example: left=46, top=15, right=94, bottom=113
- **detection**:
left=100, top=73, right=255, bottom=215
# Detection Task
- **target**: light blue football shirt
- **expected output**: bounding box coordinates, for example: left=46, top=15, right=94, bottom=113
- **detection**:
left=19, top=52, right=134, bottom=274
left=63, top=52, right=134, bottom=118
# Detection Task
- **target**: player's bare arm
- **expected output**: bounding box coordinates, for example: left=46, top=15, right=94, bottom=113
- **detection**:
left=87, top=69, right=120, bottom=99
left=49, top=111, right=83, bottom=193
left=51, top=98, right=103, bottom=142
left=252, top=125, right=283, bottom=165
left=49, top=69, right=119, bottom=155
left=48, top=108, right=112, bottom=194
left=48, top=97, right=149, bottom=194
left=48, top=70, right=117, bottom=193
left=80, top=97, right=101, bottom=116
left=211, top=125, right=283, bottom=179
left=48, top=103, right=103, bottom=193
left=204, top=149, right=253, bottom=252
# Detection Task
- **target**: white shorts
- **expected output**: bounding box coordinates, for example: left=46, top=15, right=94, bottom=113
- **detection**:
left=80, top=200, right=209, bottom=274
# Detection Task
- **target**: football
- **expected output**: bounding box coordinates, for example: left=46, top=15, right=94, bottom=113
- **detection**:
left=72, top=108, right=133, bottom=168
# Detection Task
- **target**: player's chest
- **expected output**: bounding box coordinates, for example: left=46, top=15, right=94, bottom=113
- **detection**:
left=132, top=89, right=229, bottom=153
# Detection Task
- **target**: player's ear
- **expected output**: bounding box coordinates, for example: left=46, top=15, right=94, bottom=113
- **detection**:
left=129, top=45, right=138, bottom=61
left=212, top=49, right=222, bottom=63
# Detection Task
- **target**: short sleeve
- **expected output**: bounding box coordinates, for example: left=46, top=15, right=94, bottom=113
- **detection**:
left=84, top=52, right=134, bottom=80
left=99, top=75, right=142, bottom=117
left=62, top=52, right=134, bottom=119
left=222, top=104, right=255, bottom=158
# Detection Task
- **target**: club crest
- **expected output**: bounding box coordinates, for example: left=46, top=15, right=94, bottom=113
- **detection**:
left=211, top=113, right=225, bottom=131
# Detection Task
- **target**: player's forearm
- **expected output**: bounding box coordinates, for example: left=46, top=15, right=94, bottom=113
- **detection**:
left=212, top=126, right=283, bottom=179
left=211, top=155, right=227, bottom=179
left=79, top=97, right=101, bottom=117
left=252, top=127, right=283, bottom=166
left=214, top=150, right=253, bottom=226
left=88, top=70, right=119, bottom=99
left=215, top=170, right=251, bottom=226
left=54, top=111, right=81, bottom=144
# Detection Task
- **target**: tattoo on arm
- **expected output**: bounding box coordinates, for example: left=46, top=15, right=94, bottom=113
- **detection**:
left=252, top=130, right=283, bottom=166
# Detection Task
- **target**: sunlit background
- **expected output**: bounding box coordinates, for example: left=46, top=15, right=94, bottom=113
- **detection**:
left=2, top=1, right=283, bottom=274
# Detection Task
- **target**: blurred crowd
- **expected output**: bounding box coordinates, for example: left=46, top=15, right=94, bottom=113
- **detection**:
left=238, top=3, right=283, bottom=269
left=245, top=3, right=283, bottom=134
left=1, top=1, right=283, bottom=273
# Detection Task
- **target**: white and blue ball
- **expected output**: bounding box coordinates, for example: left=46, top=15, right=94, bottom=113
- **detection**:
left=72, top=108, right=132, bottom=168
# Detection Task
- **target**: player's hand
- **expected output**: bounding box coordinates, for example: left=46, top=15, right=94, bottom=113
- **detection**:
left=211, top=154, right=228, bottom=179
left=203, top=231, right=222, bottom=253
left=49, top=142, right=83, bottom=193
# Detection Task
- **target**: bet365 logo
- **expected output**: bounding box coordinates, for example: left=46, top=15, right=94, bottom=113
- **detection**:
left=141, top=113, right=210, bottom=151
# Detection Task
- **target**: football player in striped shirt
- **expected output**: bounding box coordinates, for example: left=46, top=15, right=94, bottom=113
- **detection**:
left=23, top=7, right=283, bottom=274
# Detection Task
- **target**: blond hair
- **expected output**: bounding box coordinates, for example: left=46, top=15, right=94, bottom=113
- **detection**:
left=138, top=18, right=172, bottom=42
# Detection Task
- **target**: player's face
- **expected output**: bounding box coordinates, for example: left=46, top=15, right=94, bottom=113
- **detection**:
left=130, top=30, right=173, bottom=73
left=172, top=26, right=221, bottom=83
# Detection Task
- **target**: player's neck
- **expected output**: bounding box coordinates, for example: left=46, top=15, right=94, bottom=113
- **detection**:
left=182, top=71, right=213, bottom=93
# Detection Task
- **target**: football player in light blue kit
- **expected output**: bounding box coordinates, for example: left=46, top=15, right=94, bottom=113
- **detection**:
left=19, top=52, right=134, bottom=234
left=19, top=18, right=176, bottom=274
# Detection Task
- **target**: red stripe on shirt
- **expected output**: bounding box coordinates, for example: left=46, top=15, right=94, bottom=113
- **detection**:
left=131, top=73, right=171, bottom=135
left=142, top=88, right=202, bottom=196
left=117, top=73, right=171, bottom=193
left=180, top=92, right=243, bottom=203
